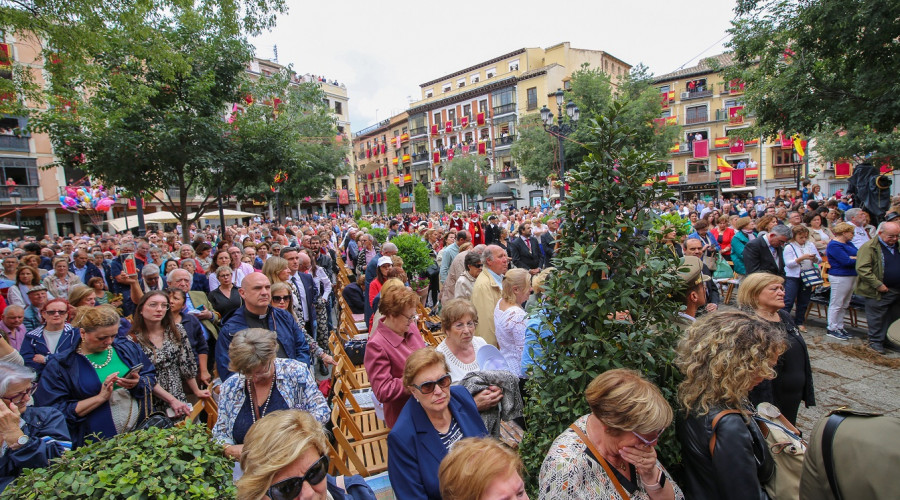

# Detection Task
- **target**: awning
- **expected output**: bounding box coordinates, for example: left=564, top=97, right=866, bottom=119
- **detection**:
left=0, top=223, right=24, bottom=231
left=189, top=209, right=256, bottom=220
left=104, top=214, right=171, bottom=232
left=722, top=186, right=757, bottom=193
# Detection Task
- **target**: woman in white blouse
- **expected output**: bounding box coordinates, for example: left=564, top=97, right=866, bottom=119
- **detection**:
left=493, top=268, right=531, bottom=378
left=783, top=225, right=822, bottom=333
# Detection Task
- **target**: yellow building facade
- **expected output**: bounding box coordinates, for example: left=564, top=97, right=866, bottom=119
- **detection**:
left=352, top=112, right=411, bottom=213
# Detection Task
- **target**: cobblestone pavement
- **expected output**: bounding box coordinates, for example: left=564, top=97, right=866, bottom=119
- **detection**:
left=783, top=313, right=898, bottom=434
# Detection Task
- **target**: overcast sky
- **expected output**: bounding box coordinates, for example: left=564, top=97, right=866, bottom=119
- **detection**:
left=250, top=0, right=737, bottom=134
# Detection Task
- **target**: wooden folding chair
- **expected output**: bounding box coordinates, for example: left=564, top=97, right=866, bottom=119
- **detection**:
left=330, top=418, right=389, bottom=477
left=332, top=378, right=388, bottom=440
left=333, top=355, right=370, bottom=391
left=177, top=397, right=218, bottom=431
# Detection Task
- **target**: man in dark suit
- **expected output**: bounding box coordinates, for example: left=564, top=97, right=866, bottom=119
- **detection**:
left=540, top=218, right=559, bottom=268
left=743, top=224, right=790, bottom=276
left=484, top=215, right=501, bottom=246
left=69, top=250, right=103, bottom=284
left=283, top=247, right=318, bottom=337
left=509, top=222, right=542, bottom=275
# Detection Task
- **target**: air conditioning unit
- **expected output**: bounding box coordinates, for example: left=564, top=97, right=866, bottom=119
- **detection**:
left=681, top=92, right=690, bottom=99
left=679, top=175, right=687, bottom=183
left=824, top=162, right=834, bottom=171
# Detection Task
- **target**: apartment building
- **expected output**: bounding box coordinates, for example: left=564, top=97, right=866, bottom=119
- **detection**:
left=352, top=112, right=410, bottom=215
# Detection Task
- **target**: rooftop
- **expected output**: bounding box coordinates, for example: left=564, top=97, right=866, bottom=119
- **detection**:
left=654, top=53, right=735, bottom=83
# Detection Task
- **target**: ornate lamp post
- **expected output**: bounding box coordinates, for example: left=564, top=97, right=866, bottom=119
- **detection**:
left=8, top=189, right=23, bottom=240
left=714, top=169, right=722, bottom=208
left=540, top=88, right=579, bottom=201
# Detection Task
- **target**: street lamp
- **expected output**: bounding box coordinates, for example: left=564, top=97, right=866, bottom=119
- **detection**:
left=8, top=189, right=23, bottom=240
left=714, top=169, right=722, bottom=208
left=540, top=88, right=580, bottom=201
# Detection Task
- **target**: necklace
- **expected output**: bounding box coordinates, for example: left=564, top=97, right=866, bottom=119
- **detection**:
left=83, top=346, right=113, bottom=369
left=586, top=416, right=629, bottom=473
left=247, top=367, right=276, bottom=424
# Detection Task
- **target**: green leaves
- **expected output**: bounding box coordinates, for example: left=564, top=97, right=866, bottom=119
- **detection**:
left=5, top=423, right=236, bottom=499
left=440, top=155, right=490, bottom=198
left=391, top=233, right=432, bottom=278
left=386, top=185, right=401, bottom=216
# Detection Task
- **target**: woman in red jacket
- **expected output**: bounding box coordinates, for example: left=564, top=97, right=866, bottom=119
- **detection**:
left=710, top=215, right=735, bottom=262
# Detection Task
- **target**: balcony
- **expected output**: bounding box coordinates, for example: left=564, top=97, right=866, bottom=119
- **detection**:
left=0, top=135, right=29, bottom=152
left=492, top=103, right=516, bottom=116
left=681, top=89, right=713, bottom=100
left=409, top=126, right=428, bottom=137
left=773, top=162, right=801, bottom=180
left=684, top=114, right=709, bottom=125
left=686, top=172, right=716, bottom=184
left=494, top=134, right=516, bottom=147
left=497, top=169, right=519, bottom=181
left=411, top=152, right=430, bottom=164
left=412, top=163, right=431, bottom=172
left=0, top=185, right=39, bottom=201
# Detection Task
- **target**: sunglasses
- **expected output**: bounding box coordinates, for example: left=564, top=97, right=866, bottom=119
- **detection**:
left=411, top=374, right=452, bottom=394
left=44, top=309, right=67, bottom=316
left=272, top=295, right=291, bottom=303
left=266, top=454, right=329, bottom=500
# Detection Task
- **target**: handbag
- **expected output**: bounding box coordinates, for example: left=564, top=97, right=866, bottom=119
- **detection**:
left=753, top=402, right=807, bottom=500
left=135, top=376, right=175, bottom=431
left=793, top=243, right=823, bottom=287
left=713, top=255, right=733, bottom=280
left=344, top=339, right=367, bottom=366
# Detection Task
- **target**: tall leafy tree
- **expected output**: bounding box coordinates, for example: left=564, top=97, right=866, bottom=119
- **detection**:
left=725, top=0, right=900, bottom=164
left=511, top=114, right=554, bottom=188
left=413, top=183, right=429, bottom=213
left=441, top=155, right=490, bottom=208
left=385, top=184, right=401, bottom=216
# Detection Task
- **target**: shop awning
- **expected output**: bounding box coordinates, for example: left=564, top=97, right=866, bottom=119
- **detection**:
left=722, top=186, right=758, bottom=193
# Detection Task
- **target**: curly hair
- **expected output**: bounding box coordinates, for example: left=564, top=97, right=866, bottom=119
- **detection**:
left=676, top=310, right=787, bottom=415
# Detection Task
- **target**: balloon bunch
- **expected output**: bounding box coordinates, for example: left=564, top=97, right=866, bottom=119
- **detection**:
left=59, top=184, right=118, bottom=213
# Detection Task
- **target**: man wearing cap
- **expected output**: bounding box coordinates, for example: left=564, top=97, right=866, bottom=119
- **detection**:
left=682, top=238, right=719, bottom=313
left=854, top=221, right=900, bottom=354
left=674, top=256, right=709, bottom=327
left=484, top=215, right=501, bottom=246
left=23, top=286, right=48, bottom=332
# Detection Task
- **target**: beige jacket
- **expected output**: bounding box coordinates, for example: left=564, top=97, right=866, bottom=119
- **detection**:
left=471, top=271, right=501, bottom=347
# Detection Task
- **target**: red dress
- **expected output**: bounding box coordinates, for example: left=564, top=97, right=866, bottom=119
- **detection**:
left=448, top=217, right=464, bottom=232
left=469, top=219, right=484, bottom=245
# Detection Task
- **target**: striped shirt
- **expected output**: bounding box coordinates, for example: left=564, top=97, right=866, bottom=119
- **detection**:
left=438, top=417, right=463, bottom=451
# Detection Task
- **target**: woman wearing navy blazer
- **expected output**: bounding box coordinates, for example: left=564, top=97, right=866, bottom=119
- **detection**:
left=387, top=348, right=488, bottom=500
left=19, top=299, right=79, bottom=377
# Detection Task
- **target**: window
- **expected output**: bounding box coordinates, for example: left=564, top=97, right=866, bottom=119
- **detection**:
left=457, top=78, right=465, bottom=88
left=442, top=84, right=451, bottom=93
left=687, top=160, right=708, bottom=174
left=685, top=105, right=709, bottom=125
left=0, top=156, right=39, bottom=195
left=564, top=80, right=572, bottom=90
left=660, top=109, right=671, bottom=118
left=337, top=125, right=344, bottom=134
left=479, top=100, right=487, bottom=114
left=433, top=112, right=441, bottom=125
left=323, top=98, right=330, bottom=107
left=491, top=87, right=516, bottom=115
left=463, top=104, right=471, bottom=118
left=403, top=147, right=409, bottom=155
left=470, top=74, right=480, bottom=84
left=508, top=60, right=519, bottom=72
left=724, top=99, right=742, bottom=109
left=659, top=85, right=670, bottom=93
left=393, top=130, right=400, bottom=137
left=334, top=101, right=342, bottom=115
left=402, top=127, right=408, bottom=134
left=685, top=78, right=708, bottom=92
left=448, top=109, right=456, bottom=125
left=425, top=89, right=433, bottom=98
left=526, top=87, right=537, bottom=110
left=486, top=68, right=496, bottom=79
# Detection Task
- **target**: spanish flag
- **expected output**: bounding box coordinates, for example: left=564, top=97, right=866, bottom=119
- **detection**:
left=792, top=134, right=805, bottom=157
left=716, top=155, right=734, bottom=171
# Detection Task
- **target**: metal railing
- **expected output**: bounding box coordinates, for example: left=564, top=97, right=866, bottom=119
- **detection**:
left=492, top=103, right=516, bottom=116
left=0, top=185, right=39, bottom=201
left=409, top=126, right=428, bottom=137
left=685, top=114, right=709, bottom=125
left=497, top=169, right=519, bottom=180
left=0, top=135, right=29, bottom=151
left=494, top=134, right=516, bottom=146
left=773, top=163, right=801, bottom=179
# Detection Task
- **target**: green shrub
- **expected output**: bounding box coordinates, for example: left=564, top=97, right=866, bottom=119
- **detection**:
left=369, top=227, right=388, bottom=245
left=481, top=211, right=494, bottom=222
left=6, top=423, right=236, bottom=499
left=414, top=183, right=430, bottom=214
left=653, top=212, right=692, bottom=239
left=386, top=184, right=401, bottom=215
left=520, top=102, right=683, bottom=492
left=391, top=233, right=432, bottom=278
left=353, top=209, right=362, bottom=220
left=444, top=203, right=454, bottom=213
left=357, top=220, right=372, bottom=230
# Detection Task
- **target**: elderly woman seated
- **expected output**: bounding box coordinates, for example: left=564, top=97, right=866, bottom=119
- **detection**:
left=214, top=328, right=329, bottom=462
left=387, top=348, right=488, bottom=500
left=540, top=368, right=684, bottom=499
left=0, top=362, right=71, bottom=492
left=236, top=410, right=375, bottom=500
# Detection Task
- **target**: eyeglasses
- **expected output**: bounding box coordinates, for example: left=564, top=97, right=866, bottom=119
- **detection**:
left=272, top=295, right=291, bottom=303
left=632, top=429, right=663, bottom=447
left=411, top=374, right=452, bottom=394
left=399, top=312, right=419, bottom=324
left=472, top=264, right=483, bottom=268
left=2, top=382, right=37, bottom=405
left=266, top=454, right=329, bottom=500
left=451, top=321, right=478, bottom=331
left=145, top=303, right=169, bottom=310
left=44, top=309, right=67, bottom=316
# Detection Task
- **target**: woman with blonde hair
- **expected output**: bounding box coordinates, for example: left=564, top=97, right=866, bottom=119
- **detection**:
left=236, top=410, right=374, bottom=500
left=540, top=368, right=682, bottom=499
left=824, top=222, right=858, bottom=340
left=494, top=268, right=530, bottom=377
left=262, top=256, right=291, bottom=286
left=439, top=437, right=527, bottom=500
left=676, top=310, right=787, bottom=499
left=43, top=257, right=81, bottom=301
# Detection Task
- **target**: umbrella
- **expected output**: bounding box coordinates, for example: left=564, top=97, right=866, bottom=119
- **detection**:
left=753, top=195, right=765, bottom=201
left=0, top=223, right=24, bottom=231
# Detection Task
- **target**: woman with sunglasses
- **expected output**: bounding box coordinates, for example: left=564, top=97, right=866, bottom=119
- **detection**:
left=236, top=409, right=375, bottom=500
left=453, top=252, right=482, bottom=301
left=364, top=284, right=426, bottom=429
left=269, top=283, right=334, bottom=369
left=129, top=291, right=208, bottom=413
left=0, top=362, right=71, bottom=492
left=540, top=369, right=682, bottom=500
left=20, top=299, right=78, bottom=377
left=387, top=348, right=488, bottom=500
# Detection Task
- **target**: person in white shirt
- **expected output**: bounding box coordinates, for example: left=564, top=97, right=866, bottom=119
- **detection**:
left=782, top=225, right=822, bottom=332
left=845, top=208, right=871, bottom=249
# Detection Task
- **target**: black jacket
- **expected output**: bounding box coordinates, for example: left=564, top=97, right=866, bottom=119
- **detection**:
left=540, top=231, right=557, bottom=267
left=677, top=408, right=774, bottom=500
left=509, top=236, right=542, bottom=270
left=742, top=235, right=786, bottom=276
left=484, top=224, right=501, bottom=246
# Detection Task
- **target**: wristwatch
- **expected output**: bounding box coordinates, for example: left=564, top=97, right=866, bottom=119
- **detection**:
left=10, top=434, right=29, bottom=449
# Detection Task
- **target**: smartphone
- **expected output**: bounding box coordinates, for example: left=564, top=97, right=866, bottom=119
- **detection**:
left=124, top=255, right=137, bottom=276
left=120, top=363, right=143, bottom=378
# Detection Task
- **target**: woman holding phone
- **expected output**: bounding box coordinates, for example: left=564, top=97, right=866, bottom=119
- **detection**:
left=129, top=292, right=209, bottom=413
left=34, top=306, right=160, bottom=447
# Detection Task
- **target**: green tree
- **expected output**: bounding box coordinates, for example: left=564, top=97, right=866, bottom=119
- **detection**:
left=441, top=155, right=489, bottom=208
left=511, top=114, right=554, bottom=187
left=386, top=184, right=401, bottom=216
left=414, top=182, right=430, bottom=214
left=725, top=0, right=900, bottom=164
left=519, top=102, right=684, bottom=490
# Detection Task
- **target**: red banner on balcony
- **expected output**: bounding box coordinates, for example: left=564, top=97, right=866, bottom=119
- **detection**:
left=730, top=169, right=746, bottom=187
left=381, top=143, right=386, bottom=154
left=780, top=134, right=793, bottom=148
left=431, top=124, right=438, bottom=135
left=382, top=166, right=388, bottom=176
left=693, top=140, right=709, bottom=158
left=667, top=175, right=680, bottom=185
left=476, top=112, right=485, bottom=126
left=728, top=106, right=744, bottom=124
left=403, top=174, right=412, bottom=182
left=392, top=176, right=400, bottom=185
left=461, top=116, right=469, bottom=127
left=434, top=181, right=441, bottom=194
left=366, top=149, right=371, bottom=159
left=730, top=138, right=745, bottom=154
left=668, top=91, right=675, bottom=102
left=433, top=152, right=440, bottom=163
left=478, top=142, right=486, bottom=155
left=448, top=149, right=454, bottom=160
left=401, top=133, right=409, bottom=142
left=445, top=121, right=452, bottom=133
left=729, top=79, right=745, bottom=94
left=0, top=43, right=10, bottom=68
left=835, top=162, right=852, bottom=178
left=402, top=154, right=411, bottom=163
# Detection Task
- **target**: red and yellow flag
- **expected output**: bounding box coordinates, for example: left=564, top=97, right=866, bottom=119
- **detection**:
left=716, top=155, right=734, bottom=171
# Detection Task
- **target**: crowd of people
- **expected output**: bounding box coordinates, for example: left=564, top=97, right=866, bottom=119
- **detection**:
left=0, top=185, right=894, bottom=498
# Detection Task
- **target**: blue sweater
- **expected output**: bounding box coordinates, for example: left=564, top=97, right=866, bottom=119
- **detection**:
left=826, top=240, right=858, bottom=276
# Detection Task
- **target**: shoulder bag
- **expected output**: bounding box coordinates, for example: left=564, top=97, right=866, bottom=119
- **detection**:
left=792, top=243, right=823, bottom=287
left=134, top=375, right=175, bottom=431
left=570, top=423, right=631, bottom=500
